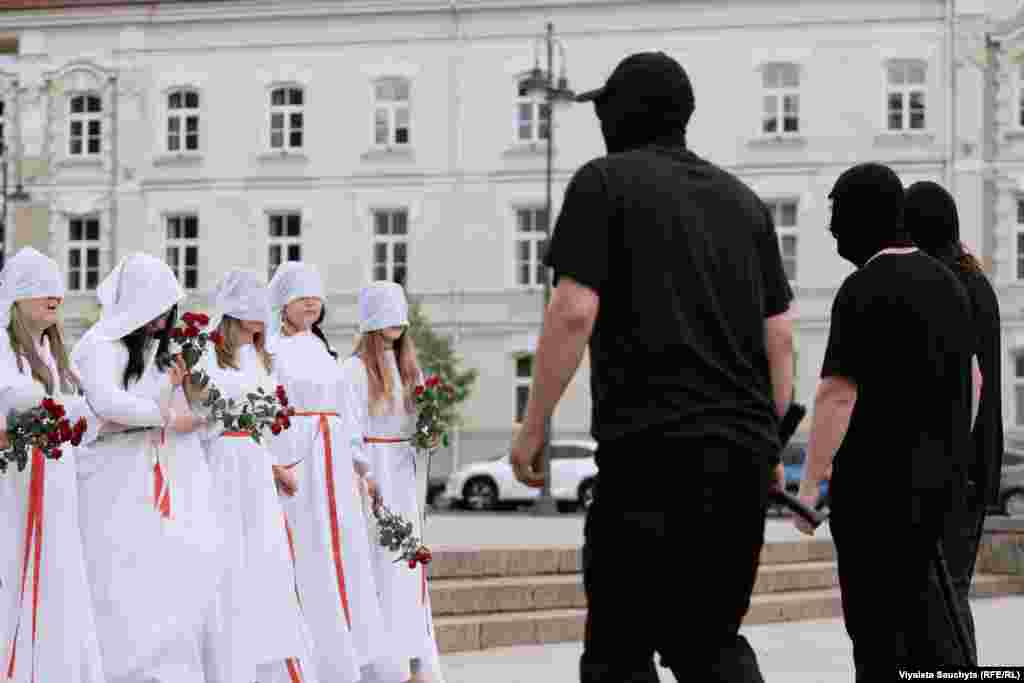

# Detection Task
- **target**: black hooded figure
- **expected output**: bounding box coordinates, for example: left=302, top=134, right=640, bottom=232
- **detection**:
left=540, top=51, right=796, bottom=683
left=817, top=163, right=976, bottom=679
left=906, top=180, right=1003, bottom=664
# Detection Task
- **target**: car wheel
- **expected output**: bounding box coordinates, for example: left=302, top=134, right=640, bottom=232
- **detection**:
left=462, top=477, right=498, bottom=511
left=1004, top=489, right=1024, bottom=517
left=578, top=478, right=597, bottom=511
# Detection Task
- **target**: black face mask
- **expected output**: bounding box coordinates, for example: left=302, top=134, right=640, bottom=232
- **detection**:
left=904, top=181, right=962, bottom=267
left=827, top=163, right=911, bottom=268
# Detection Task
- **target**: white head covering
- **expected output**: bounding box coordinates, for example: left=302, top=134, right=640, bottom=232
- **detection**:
left=81, top=252, right=185, bottom=344
left=209, top=269, right=270, bottom=333
left=358, top=281, right=409, bottom=334
left=0, top=247, right=65, bottom=328
left=265, top=261, right=326, bottom=351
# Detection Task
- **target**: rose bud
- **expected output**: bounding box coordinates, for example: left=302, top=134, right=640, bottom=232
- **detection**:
left=51, top=448, right=63, bottom=460
left=196, top=313, right=210, bottom=326
left=182, top=312, right=196, bottom=325
left=414, top=386, right=425, bottom=397
left=185, top=326, right=199, bottom=338
left=408, top=559, right=418, bottom=569
left=271, top=423, right=282, bottom=435
left=70, top=434, right=82, bottom=447
left=426, top=376, right=440, bottom=387
left=47, top=431, right=60, bottom=445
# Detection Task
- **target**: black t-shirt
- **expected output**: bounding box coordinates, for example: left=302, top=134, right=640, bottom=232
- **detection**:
left=955, top=267, right=1004, bottom=506
left=821, top=251, right=973, bottom=503
left=544, top=145, right=793, bottom=461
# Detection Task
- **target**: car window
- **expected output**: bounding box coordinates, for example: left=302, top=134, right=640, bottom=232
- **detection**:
left=550, top=445, right=595, bottom=460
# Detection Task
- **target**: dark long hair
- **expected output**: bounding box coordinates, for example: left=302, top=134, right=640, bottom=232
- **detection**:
left=121, top=304, right=177, bottom=389
left=311, top=308, right=337, bottom=360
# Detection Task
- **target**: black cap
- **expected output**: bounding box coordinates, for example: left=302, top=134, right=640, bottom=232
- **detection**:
left=575, top=51, right=695, bottom=120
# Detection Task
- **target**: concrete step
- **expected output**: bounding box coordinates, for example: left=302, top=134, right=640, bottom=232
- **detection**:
left=428, top=539, right=835, bottom=580
left=430, top=561, right=840, bottom=617
left=434, top=574, right=1024, bottom=654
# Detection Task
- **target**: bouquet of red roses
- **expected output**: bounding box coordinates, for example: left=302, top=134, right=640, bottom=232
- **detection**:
left=372, top=503, right=432, bottom=569
left=201, top=383, right=295, bottom=445
left=412, top=375, right=457, bottom=452
left=0, top=398, right=87, bottom=474
left=158, top=311, right=221, bottom=387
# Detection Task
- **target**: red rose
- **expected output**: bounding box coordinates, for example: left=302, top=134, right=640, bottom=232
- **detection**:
left=41, top=398, right=60, bottom=417
left=408, top=559, right=417, bottom=569
left=282, top=415, right=291, bottom=429
left=59, top=422, right=73, bottom=442
left=170, top=328, right=184, bottom=340
left=196, top=313, right=210, bottom=326
left=209, top=331, right=224, bottom=347
left=185, top=326, right=199, bottom=338
left=70, top=434, right=82, bottom=447
left=426, top=376, right=440, bottom=388
left=414, top=386, right=425, bottom=397
left=181, top=312, right=197, bottom=325
left=74, top=417, right=88, bottom=434
left=54, top=405, right=65, bottom=419
left=47, top=431, right=60, bottom=445
left=416, top=548, right=432, bottom=565
left=270, top=423, right=282, bottom=435
left=275, top=386, right=289, bottom=407
left=51, top=448, right=62, bottom=460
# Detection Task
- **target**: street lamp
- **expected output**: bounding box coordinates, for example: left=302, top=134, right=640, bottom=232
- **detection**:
left=523, top=23, right=574, bottom=516
left=1, top=142, right=31, bottom=271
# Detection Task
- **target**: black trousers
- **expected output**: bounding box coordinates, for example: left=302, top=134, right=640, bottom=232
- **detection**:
left=830, top=481, right=970, bottom=681
left=939, top=481, right=986, bottom=664
left=579, top=438, right=772, bottom=683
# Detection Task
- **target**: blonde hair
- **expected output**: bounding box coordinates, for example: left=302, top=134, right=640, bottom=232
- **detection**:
left=215, top=316, right=272, bottom=374
left=353, top=329, right=420, bottom=417
left=7, top=303, right=79, bottom=395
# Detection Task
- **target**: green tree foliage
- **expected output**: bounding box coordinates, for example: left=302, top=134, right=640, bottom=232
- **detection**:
left=406, top=298, right=478, bottom=427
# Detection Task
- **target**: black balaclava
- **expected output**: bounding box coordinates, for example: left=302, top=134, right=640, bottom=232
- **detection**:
left=904, top=181, right=963, bottom=268
left=586, top=52, right=695, bottom=154
left=827, top=162, right=912, bottom=268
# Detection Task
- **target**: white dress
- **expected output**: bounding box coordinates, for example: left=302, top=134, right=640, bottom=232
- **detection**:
left=340, top=353, right=446, bottom=683
left=267, top=333, right=385, bottom=683
left=73, top=339, right=225, bottom=683
left=198, top=345, right=319, bottom=683
left=0, top=331, right=106, bottom=683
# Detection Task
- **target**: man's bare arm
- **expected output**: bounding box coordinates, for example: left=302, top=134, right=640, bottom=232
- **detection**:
left=765, top=310, right=795, bottom=419
left=800, top=376, right=857, bottom=493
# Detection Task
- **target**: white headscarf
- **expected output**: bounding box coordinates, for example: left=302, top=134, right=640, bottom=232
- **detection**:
left=0, top=247, right=65, bottom=328
left=79, top=252, right=185, bottom=346
left=358, top=281, right=409, bottom=334
left=208, top=269, right=270, bottom=333
left=265, top=261, right=325, bottom=351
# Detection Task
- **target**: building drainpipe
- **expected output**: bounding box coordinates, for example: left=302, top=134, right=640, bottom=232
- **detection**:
left=108, top=75, right=119, bottom=269
left=946, top=0, right=957, bottom=195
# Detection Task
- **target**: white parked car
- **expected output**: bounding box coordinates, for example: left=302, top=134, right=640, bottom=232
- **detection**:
left=443, top=439, right=598, bottom=511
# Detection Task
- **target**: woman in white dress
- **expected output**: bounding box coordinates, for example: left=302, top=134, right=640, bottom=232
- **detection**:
left=342, top=281, right=445, bottom=683
left=265, top=262, right=384, bottom=683
left=0, top=247, right=106, bottom=683
left=197, top=269, right=318, bottom=683
left=71, top=253, right=223, bottom=683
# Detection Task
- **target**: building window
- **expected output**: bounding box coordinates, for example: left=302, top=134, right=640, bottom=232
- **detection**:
left=67, top=216, right=101, bottom=291
left=373, top=77, right=411, bottom=147
left=268, top=212, right=302, bottom=281
left=516, top=76, right=550, bottom=143
left=166, top=214, right=199, bottom=290
left=167, top=89, right=200, bottom=153
left=515, top=207, right=550, bottom=287
left=269, top=86, right=304, bottom=151
left=68, top=94, right=102, bottom=157
left=761, top=63, right=800, bottom=135
left=0, top=97, right=6, bottom=155
left=373, top=209, right=408, bottom=286
left=515, top=355, right=533, bottom=423
left=766, top=199, right=798, bottom=281
left=886, top=60, right=926, bottom=131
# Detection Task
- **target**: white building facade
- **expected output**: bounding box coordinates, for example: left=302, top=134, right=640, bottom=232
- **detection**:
left=0, top=0, right=1018, bottom=472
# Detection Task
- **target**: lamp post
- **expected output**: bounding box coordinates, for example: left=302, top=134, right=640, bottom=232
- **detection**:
left=522, top=23, right=574, bottom=516
left=0, top=142, right=30, bottom=270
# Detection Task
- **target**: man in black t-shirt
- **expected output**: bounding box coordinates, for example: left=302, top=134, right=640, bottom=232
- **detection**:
left=509, top=52, right=795, bottom=683
left=795, top=163, right=975, bottom=678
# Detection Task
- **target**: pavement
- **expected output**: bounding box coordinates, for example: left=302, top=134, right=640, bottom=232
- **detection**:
left=441, top=596, right=1024, bottom=682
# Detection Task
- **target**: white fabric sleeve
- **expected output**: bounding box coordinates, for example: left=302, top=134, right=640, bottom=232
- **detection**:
left=0, top=333, right=46, bottom=425
left=339, top=356, right=371, bottom=469
left=75, top=340, right=166, bottom=427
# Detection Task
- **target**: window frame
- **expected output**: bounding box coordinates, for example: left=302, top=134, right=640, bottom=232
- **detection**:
left=65, top=215, right=102, bottom=292
left=514, top=353, right=534, bottom=424
left=268, top=85, right=306, bottom=152
left=760, top=62, right=801, bottom=137
left=765, top=198, right=799, bottom=283
left=1014, top=352, right=1024, bottom=427
left=371, top=207, right=409, bottom=287
left=513, top=205, right=551, bottom=289
left=372, top=76, right=411, bottom=149
left=165, top=213, right=200, bottom=290
left=514, top=75, right=551, bottom=144
left=67, top=92, right=103, bottom=158
left=885, top=59, right=928, bottom=132
left=165, top=88, right=201, bottom=155
left=267, top=211, right=303, bottom=282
